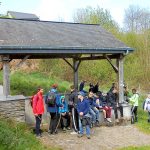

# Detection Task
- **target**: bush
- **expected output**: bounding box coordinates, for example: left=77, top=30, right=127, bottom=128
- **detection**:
left=0, top=119, right=50, bottom=150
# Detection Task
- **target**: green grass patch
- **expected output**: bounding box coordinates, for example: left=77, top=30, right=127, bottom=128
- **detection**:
left=0, top=71, right=71, bottom=96
left=0, top=118, right=61, bottom=150
left=118, top=145, right=150, bottom=150
left=135, top=96, right=150, bottom=134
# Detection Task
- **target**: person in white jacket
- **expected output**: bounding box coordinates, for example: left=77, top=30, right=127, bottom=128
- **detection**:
left=144, top=93, right=150, bottom=123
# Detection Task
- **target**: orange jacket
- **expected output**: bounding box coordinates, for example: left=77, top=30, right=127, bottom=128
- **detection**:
left=32, top=91, right=44, bottom=115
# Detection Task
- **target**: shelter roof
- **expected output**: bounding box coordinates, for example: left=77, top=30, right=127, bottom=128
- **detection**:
left=0, top=18, right=134, bottom=59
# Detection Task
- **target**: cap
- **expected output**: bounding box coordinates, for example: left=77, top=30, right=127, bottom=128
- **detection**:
left=78, top=91, right=85, bottom=97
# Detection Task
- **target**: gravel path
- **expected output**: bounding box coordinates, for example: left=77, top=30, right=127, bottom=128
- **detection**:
left=40, top=125, right=150, bottom=150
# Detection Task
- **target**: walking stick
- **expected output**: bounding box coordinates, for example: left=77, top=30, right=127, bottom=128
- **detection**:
left=55, top=113, right=61, bottom=133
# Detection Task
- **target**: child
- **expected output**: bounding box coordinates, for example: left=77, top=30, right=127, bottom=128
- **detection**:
left=144, top=93, right=150, bottom=122
left=129, top=88, right=139, bottom=122
left=59, top=96, right=70, bottom=131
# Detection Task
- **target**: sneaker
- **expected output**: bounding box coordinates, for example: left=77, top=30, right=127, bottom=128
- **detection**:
left=95, top=121, right=100, bottom=126
left=87, top=135, right=91, bottom=139
left=36, top=134, right=42, bottom=138
left=66, top=127, right=71, bottom=130
left=54, top=130, right=58, bottom=134
left=77, top=134, right=83, bottom=138
left=63, top=127, right=66, bottom=132
left=106, top=118, right=112, bottom=123
left=70, top=131, right=78, bottom=135
left=115, top=119, right=119, bottom=123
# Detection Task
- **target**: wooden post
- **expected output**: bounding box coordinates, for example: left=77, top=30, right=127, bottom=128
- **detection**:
left=73, top=59, right=79, bottom=90
left=117, top=54, right=124, bottom=103
left=2, top=56, right=10, bottom=96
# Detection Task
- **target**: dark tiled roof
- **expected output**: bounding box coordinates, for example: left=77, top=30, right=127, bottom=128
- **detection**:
left=0, top=18, right=133, bottom=56
left=7, top=11, right=39, bottom=20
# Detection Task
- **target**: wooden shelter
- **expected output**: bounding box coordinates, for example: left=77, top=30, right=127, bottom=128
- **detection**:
left=0, top=18, right=134, bottom=103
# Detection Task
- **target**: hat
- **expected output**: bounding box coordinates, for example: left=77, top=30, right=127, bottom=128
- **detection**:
left=52, top=83, right=58, bottom=88
left=78, top=91, right=85, bottom=97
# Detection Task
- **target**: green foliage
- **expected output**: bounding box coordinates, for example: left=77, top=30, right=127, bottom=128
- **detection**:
left=0, top=71, right=71, bottom=96
left=74, top=6, right=119, bottom=31
left=0, top=119, right=60, bottom=150
left=135, top=95, right=150, bottom=134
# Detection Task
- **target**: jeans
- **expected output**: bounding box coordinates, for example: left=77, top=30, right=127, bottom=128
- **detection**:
left=79, top=116, right=90, bottom=136
left=35, top=114, right=42, bottom=135
left=89, top=108, right=96, bottom=123
left=92, top=107, right=100, bottom=122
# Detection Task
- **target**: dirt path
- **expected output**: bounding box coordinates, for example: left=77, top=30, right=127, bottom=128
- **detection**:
left=40, top=125, right=150, bottom=150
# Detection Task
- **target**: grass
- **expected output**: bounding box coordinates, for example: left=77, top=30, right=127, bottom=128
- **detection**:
left=135, top=96, right=150, bottom=134
left=119, top=146, right=150, bottom=150
left=0, top=71, right=71, bottom=96
left=0, top=118, right=61, bottom=150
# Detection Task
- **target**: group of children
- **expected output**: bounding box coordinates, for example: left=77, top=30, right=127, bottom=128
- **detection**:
left=32, top=81, right=150, bottom=139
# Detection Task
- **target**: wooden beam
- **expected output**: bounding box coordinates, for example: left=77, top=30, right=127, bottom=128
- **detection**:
left=104, top=55, right=118, bottom=73
left=63, top=58, right=74, bottom=70
left=76, top=54, right=119, bottom=61
left=2, top=55, right=10, bottom=96
left=12, top=55, right=30, bottom=70
left=118, top=54, right=124, bottom=103
left=73, top=59, right=79, bottom=90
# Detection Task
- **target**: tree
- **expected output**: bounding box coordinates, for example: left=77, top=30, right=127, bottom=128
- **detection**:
left=124, top=5, right=150, bottom=33
left=73, top=6, right=119, bottom=32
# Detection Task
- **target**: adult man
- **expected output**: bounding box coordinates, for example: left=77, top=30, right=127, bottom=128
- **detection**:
left=68, top=85, right=79, bottom=134
left=107, top=87, right=123, bottom=122
left=45, top=84, right=62, bottom=134
left=77, top=91, right=91, bottom=139
left=32, top=88, right=44, bottom=137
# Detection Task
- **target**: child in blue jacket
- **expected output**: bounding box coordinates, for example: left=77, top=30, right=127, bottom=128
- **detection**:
left=59, top=96, right=70, bottom=131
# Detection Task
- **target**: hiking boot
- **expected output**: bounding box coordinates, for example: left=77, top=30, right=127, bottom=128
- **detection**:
left=77, top=134, right=83, bottom=138
left=87, top=135, right=91, bottom=139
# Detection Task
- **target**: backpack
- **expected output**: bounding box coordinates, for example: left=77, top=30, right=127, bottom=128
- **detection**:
left=30, top=94, right=37, bottom=107
left=46, top=92, right=56, bottom=107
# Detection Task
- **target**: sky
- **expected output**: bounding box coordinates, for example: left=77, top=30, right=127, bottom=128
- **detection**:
left=0, top=0, right=150, bottom=27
